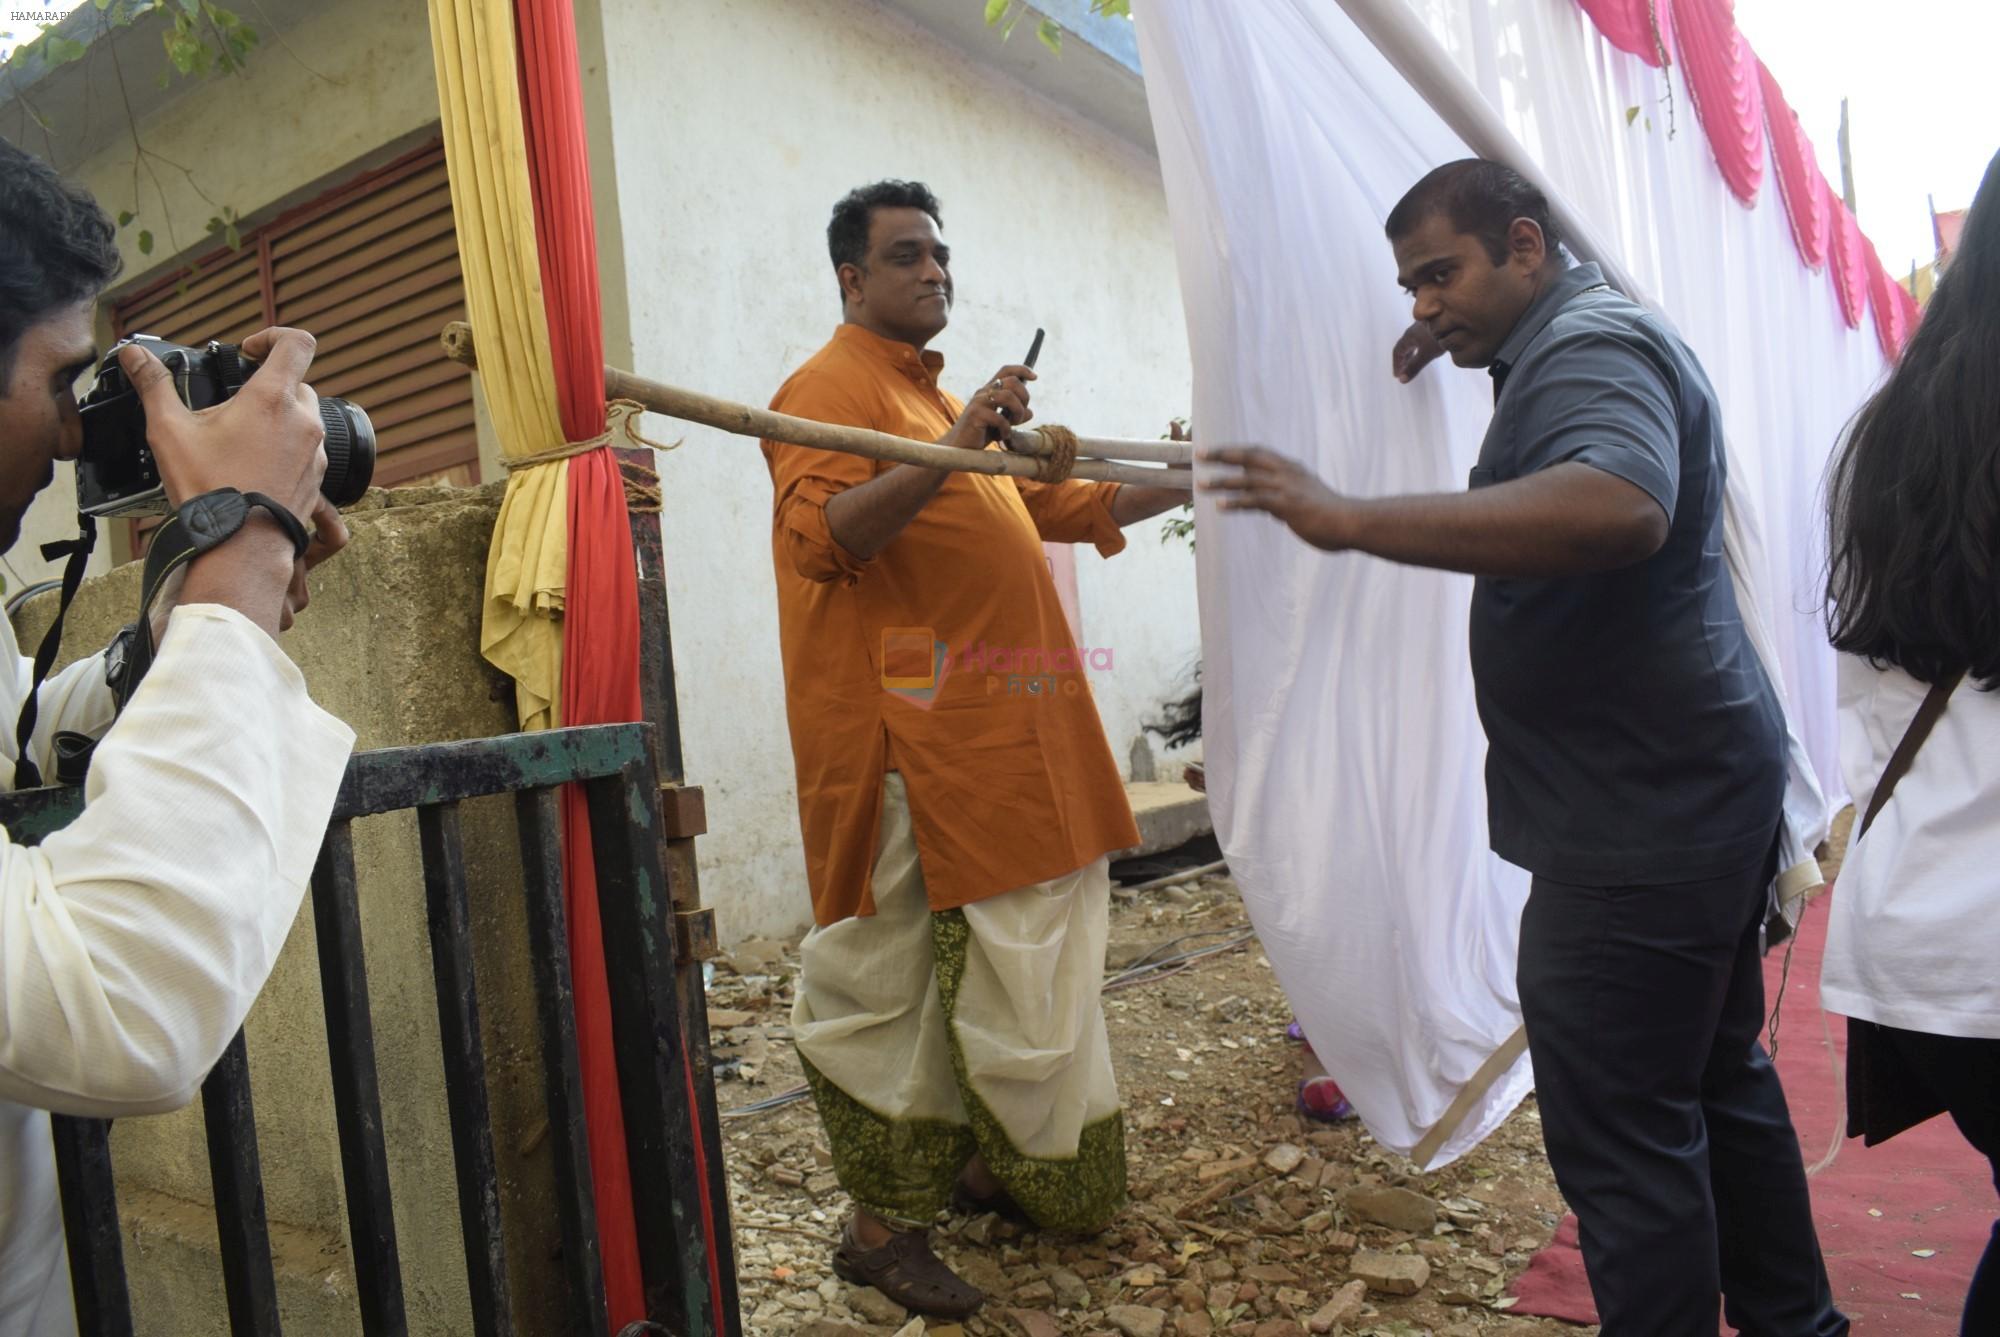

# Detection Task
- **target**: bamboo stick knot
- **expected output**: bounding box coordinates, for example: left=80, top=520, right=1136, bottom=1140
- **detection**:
left=1033, top=423, right=1080, bottom=483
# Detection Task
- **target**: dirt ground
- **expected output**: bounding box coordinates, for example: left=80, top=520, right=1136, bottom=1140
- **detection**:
left=713, top=876, right=1574, bottom=1337
left=710, top=812, right=1852, bottom=1337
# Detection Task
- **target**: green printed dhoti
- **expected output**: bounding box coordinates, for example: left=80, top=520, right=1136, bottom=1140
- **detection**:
left=791, top=773, right=1126, bottom=1232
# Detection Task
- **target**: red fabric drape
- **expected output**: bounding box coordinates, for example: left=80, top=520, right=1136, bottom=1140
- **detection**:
left=1757, top=60, right=1828, bottom=270
left=1671, top=0, right=1764, bottom=205
left=512, top=0, right=725, bottom=1328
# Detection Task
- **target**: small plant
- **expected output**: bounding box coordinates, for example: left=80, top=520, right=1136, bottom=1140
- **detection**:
left=981, top=0, right=1131, bottom=55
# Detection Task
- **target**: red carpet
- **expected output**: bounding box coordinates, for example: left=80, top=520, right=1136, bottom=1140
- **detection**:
left=1508, top=888, right=1993, bottom=1331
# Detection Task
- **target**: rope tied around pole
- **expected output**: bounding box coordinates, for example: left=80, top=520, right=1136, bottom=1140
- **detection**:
left=1032, top=423, right=1080, bottom=483
left=499, top=399, right=673, bottom=512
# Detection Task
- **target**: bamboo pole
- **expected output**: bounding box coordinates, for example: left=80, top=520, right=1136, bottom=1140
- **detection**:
left=437, top=322, right=1192, bottom=490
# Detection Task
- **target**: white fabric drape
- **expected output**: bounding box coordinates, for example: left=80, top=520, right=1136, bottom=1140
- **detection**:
left=1135, top=0, right=1888, bottom=1165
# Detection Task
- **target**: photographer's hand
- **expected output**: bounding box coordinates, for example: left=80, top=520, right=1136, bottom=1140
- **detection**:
left=118, top=327, right=332, bottom=638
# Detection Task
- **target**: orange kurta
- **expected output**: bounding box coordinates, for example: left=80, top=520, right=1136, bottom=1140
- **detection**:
left=763, top=324, right=1142, bottom=926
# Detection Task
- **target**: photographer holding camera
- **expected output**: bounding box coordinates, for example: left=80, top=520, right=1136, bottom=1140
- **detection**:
left=1, top=140, right=355, bottom=1333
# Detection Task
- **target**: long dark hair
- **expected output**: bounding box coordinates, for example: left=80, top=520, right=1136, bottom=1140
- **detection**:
left=1826, top=148, right=2000, bottom=689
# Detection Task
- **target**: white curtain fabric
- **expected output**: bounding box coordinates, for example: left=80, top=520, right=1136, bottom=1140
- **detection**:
left=1135, top=0, right=1888, bottom=1165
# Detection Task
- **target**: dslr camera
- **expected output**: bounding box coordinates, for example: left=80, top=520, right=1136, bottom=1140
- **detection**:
left=75, top=334, right=377, bottom=518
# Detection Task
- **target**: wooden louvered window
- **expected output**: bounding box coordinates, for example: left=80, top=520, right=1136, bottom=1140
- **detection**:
left=112, top=143, right=477, bottom=511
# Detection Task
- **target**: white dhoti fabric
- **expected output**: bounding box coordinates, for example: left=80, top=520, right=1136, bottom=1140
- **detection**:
left=791, top=774, right=1124, bottom=1230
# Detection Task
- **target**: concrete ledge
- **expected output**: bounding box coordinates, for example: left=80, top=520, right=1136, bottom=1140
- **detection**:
left=1116, top=780, right=1213, bottom=859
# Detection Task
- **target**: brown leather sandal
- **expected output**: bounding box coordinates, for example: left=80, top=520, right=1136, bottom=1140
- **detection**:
left=831, top=1222, right=984, bottom=1319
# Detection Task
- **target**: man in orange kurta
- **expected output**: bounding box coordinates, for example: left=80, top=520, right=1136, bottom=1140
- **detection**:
left=764, top=180, right=1186, bottom=1318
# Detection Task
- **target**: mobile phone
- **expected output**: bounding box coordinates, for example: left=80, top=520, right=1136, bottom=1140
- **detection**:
left=990, top=328, right=1046, bottom=442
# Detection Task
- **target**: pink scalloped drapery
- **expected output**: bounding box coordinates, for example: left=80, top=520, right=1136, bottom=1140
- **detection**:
left=1893, top=278, right=1919, bottom=337
left=1576, top=0, right=1674, bottom=66
left=1574, top=0, right=1918, bottom=356
left=1864, top=240, right=1912, bottom=357
left=1828, top=193, right=1870, bottom=328
left=1757, top=60, right=1828, bottom=269
left=1671, top=0, right=1764, bottom=205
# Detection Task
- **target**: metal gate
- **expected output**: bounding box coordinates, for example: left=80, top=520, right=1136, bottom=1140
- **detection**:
left=0, top=723, right=740, bottom=1337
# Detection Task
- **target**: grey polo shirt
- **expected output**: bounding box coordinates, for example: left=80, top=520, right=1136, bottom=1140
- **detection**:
left=1467, top=261, right=1784, bottom=886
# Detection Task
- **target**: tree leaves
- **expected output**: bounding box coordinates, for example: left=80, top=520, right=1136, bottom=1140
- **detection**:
left=977, top=1, right=1133, bottom=58
left=205, top=205, right=242, bottom=250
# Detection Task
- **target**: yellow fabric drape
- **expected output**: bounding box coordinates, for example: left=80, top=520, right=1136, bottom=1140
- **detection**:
left=427, top=0, right=569, bottom=730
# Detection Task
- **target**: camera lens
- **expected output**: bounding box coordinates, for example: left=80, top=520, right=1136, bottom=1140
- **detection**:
left=318, top=397, right=377, bottom=507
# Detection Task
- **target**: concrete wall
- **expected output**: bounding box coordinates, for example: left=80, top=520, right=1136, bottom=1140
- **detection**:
left=592, top=0, right=1200, bottom=943
left=14, top=486, right=567, bottom=1336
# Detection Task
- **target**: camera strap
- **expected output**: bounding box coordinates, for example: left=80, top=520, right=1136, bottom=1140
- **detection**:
left=10, top=490, right=308, bottom=791
left=115, top=489, right=309, bottom=712
left=11, top=516, right=98, bottom=790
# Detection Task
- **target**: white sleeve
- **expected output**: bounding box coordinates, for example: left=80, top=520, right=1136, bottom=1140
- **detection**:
left=0, top=605, right=354, bottom=1117
left=0, top=638, right=119, bottom=785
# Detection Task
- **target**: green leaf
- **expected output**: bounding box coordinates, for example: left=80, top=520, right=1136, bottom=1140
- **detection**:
left=137, top=230, right=154, bottom=256
left=117, top=210, right=135, bottom=226
left=176, top=0, right=198, bottom=13
left=41, top=34, right=88, bottom=66
left=164, top=28, right=200, bottom=74
left=224, top=221, right=240, bottom=249
left=983, top=0, right=1009, bottom=25
left=1625, top=105, right=1640, bottom=125
left=1036, top=18, right=1061, bottom=52
left=1001, top=7, right=1023, bottom=38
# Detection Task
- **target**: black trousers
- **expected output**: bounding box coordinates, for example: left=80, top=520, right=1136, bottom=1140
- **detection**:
left=1870, top=1026, right=2000, bottom=1336
left=1517, top=846, right=1847, bottom=1336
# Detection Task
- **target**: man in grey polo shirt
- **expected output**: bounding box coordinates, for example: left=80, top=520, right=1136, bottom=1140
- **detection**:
left=1206, top=160, right=1845, bottom=1336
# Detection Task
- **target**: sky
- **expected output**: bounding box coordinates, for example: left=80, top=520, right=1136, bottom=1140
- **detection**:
left=4, top=0, right=1990, bottom=273
left=1736, top=0, right=1996, bottom=275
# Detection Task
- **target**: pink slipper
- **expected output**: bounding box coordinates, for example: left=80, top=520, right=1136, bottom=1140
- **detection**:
left=1297, top=1075, right=1356, bottom=1123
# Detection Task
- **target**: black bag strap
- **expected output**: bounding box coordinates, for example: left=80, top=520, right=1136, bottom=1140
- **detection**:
left=12, top=516, right=97, bottom=790
left=1857, top=668, right=1965, bottom=841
